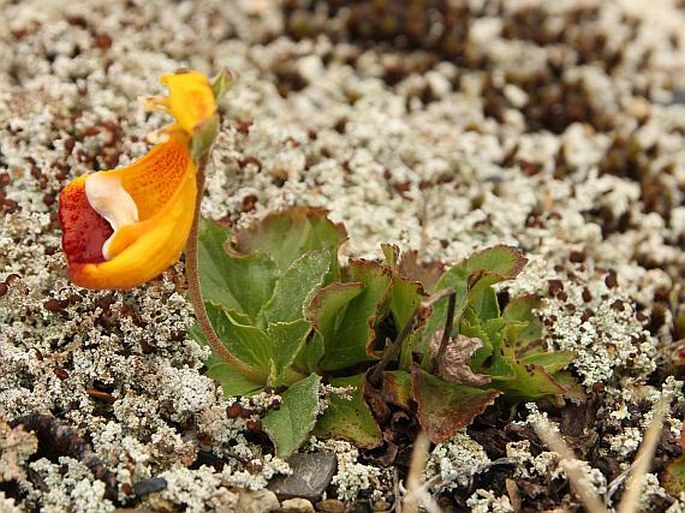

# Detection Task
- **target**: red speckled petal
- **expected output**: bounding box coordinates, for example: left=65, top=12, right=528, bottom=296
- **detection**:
left=58, top=175, right=112, bottom=264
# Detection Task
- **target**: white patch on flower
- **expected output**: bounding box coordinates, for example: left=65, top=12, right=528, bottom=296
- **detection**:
left=84, top=173, right=139, bottom=260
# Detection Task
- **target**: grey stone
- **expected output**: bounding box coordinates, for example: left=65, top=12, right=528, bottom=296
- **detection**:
left=268, top=452, right=337, bottom=501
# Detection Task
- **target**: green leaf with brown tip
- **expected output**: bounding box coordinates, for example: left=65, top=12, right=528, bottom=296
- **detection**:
left=411, top=367, right=500, bottom=443
left=234, top=206, right=347, bottom=275
left=489, top=359, right=567, bottom=402
left=520, top=351, right=574, bottom=375
left=319, top=260, right=393, bottom=371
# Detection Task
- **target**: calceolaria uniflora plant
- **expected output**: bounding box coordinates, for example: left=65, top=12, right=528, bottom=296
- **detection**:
left=193, top=207, right=578, bottom=456
left=55, top=70, right=577, bottom=460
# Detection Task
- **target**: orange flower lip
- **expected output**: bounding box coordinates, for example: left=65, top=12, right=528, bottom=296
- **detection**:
left=58, top=70, right=218, bottom=289
left=59, top=130, right=198, bottom=289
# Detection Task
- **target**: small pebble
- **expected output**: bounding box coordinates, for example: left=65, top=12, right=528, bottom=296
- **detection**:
left=316, top=499, right=345, bottom=513
left=279, top=497, right=315, bottom=513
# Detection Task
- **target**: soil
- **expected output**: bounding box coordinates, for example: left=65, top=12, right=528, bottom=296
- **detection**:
left=0, top=0, right=684, bottom=512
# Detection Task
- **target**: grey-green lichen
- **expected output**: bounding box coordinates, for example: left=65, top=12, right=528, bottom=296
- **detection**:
left=307, top=438, right=382, bottom=502
left=423, top=430, right=491, bottom=490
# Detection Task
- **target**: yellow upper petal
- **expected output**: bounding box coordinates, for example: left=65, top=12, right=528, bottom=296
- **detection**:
left=161, top=71, right=217, bottom=134
left=105, top=129, right=192, bottom=221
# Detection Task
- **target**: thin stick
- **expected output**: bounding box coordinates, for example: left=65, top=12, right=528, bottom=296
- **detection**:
left=184, top=158, right=261, bottom=379
left=404, top=431, right=442, bottom=513
left=616, top=399, right=668, bottom=513
left=532, top=419, right=608, bottom=513
left=433, top=291, right=456, bottom=371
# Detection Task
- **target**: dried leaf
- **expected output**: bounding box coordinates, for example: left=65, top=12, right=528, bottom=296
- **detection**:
left=0, top=416, right=38, bottom=482
left=429, top=333, right=491, bottom=387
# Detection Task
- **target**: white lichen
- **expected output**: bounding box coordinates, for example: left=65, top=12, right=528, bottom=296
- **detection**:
left=466, top=489, right=514, bottom=513
left=537, top=269, right=657, bottom=387
left=308, top=438, right=381, bottom=501
left=25, top=457, right=114, bottom=513
left=423, top=430, right=491, bottom=490
left=156, top=465, right=238, bottom=513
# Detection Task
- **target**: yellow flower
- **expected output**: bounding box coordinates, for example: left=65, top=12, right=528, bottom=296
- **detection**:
left=144, top=71, right=217, bottom=134
left=59, top=70, right=217, bottom=289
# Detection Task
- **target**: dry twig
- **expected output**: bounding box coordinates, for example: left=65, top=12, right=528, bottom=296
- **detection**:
left=616, top=399, right=667, bottom=513
left=403, top=431, right=443, bottom=513
left=532, top=418, right=608, bottom=513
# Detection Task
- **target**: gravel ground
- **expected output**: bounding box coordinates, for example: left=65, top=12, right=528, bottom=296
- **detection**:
left=1, top=0, right=684, bottom=511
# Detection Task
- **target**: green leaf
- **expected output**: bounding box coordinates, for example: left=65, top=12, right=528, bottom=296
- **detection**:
left=470, top=286, right=500, bottom=320
left=307, top=282, right=365, bottom=342
left=490, top=360, right=567, bottom=402
left=198, top=219, right=279, bottom=322
left=204, top=358, right=264, bottom=396
left=203, top=303, right=273, bottom=379
left=418, top=246, right=527, bottom=362
left=319, top=260, right=393, bottom=371
left=212, top=68, right=236, bottom=99
left=485, top=352, right=518, bottom=380
left=293, top=333, right=326, bottom=375
left=304, top=282, right=365, bottom=373
left=263, top=373, right=321, bottom=458
left=430, top=264, right=469, bottom=318
left=502, top=294, right=543, bottom=347
left=259, top=250, right=331, bottom=326
left=411, top=367, right=500, bottom=443
left=459, top=309, right=507, bottom=371
left=314, top=374, right=382, bottom=449
left=465, top=245, right=528, bottom=277
left=381, top=370, right=413, bottom=410
left=520, top=351, right=574, bottom=375
left=266, top=320, right=312, bottom=387
left=191, top=320, right=264, bottom=396
left=234, top=207, right=347, bottom=275
left=381, top=243, right=399, bottom=269
left=552, top=371, right=586, bottom=403
left=389, top=275, right=425, bottom=336
left=382, top=246, right=428, bottom=370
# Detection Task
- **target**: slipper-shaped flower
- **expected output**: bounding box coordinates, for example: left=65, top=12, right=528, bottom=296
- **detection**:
left=59, top=70, right=219, bottom=289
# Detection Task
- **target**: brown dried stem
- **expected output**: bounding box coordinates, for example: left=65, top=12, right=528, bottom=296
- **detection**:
left=368, top=287, right=455, bottom=387
left=432, top=290, right=456, bottom=371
